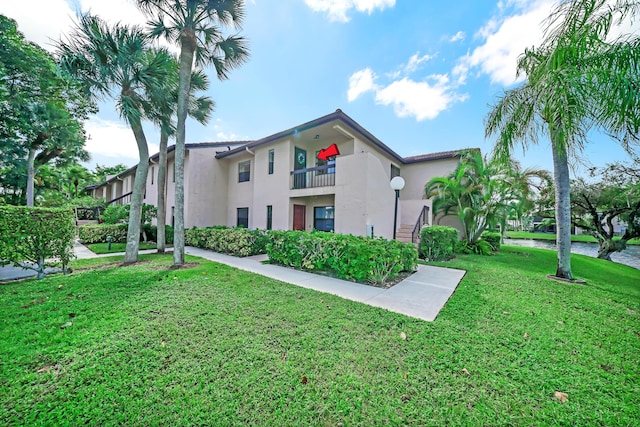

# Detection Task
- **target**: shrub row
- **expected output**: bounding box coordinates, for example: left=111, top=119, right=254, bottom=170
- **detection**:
left=78, top=224, right=128, bottom=244
left=267, top=231, right=417, bottom=286
left=185, top=226, right=269, bottom=257
left=0, top=206, right=75, bottom=278
left=419, top=225, right=458, bottom=261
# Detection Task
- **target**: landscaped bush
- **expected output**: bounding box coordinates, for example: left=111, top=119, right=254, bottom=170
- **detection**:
left=143, top=224, right=175, bottom=245
left=456, top=239, right=493, bottom=255
left=100, top=204, right=129, bottom=224
left=185, top=226, right=268, bottom=257
left=0, top=206, right=75, bottom=278
left=267, top=231, right=417, bottom=286
left=419, top=225, right=458, bottom=261
left=482, top=231, right=501, bottom=251
left=78, top=224, right=128, bottom=244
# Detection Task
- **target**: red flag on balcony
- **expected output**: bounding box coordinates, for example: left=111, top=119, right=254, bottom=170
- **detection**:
left=317, top=143, right=340, bottom=161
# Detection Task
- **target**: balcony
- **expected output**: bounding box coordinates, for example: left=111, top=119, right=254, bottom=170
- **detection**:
left=290, top=164, right=335, bottom=190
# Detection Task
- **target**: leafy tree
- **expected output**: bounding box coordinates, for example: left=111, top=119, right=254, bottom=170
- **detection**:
left=93, top=163, right=129, bottom=183
left=425, top=151, right=546, bottom=245
left=136, top=0, right=249, bottom=265
left=571, top=161, right=640, bottom=260
left=0, top=15, right=93, bottom=206
left=58, top=14, right=175, bottom=264
left=485, top=0, right=640, bottom=279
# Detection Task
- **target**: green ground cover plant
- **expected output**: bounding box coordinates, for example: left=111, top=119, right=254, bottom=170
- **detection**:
left=185, top=226, right=268, bottom=257
left=1, top=247, right=638, bottom=425
left=87, top=242, right=157, bottom=254
left=508, top=231, right=640, bottom=245
left=267, top=231, right=417, bottom=286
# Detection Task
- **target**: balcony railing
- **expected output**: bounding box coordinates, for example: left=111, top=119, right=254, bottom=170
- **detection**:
left=108, top=191, right=132, bottom=205
left=290, top=164, right=336, bottom=189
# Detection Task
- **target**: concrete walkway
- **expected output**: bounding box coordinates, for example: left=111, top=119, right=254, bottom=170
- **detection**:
left=2, top=241, right=466, bottom=322
left=185, top=247, right=466, bottom=322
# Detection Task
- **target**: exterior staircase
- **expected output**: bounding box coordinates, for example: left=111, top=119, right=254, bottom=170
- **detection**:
left=395, top=224, right=415, bottom=244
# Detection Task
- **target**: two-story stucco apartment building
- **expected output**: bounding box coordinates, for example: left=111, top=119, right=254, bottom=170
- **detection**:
left=88, top=109, right=472, bottom=241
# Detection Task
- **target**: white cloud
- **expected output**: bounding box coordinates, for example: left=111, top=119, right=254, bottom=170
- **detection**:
left=349, top=51, right=467, bottom=121
left=347, top=68, right=379, bottom=101
left=449, top=31, right=465, bottom=42
left=305, top=0, right=395, bottom=23
left=0, top=0, right=76, bottom=51
left=375, top=75, right=468, bottom=121
left=453, top=0, right=555, bottom=86
left=84, top=117, right=158, bottom=161
left=404, top=52, right=433, bottom=73
left=77, top=0, right=148, bottom=29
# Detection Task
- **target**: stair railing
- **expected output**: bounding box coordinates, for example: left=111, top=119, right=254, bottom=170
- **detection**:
left=411, top=205, right=430, bottom=244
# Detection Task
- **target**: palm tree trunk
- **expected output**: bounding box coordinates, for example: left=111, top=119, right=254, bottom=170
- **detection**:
left=26, top=147, right=36, bottom=207
left=550, top=136, right=573, bottom=280
left=124, top=117, right=150, bottom=264
left=173, top=38, right=195, bottom=266
left=156, top=131, right=168, bottom=253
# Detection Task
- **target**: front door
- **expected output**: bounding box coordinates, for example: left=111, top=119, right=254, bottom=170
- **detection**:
left=293, top=147, right=307, bottom=189
left=293, top=205, right=306, bottom=231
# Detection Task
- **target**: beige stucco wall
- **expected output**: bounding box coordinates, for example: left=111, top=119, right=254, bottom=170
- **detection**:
left=399, top=157, right=460, bottom=226
left=184, top=148, right=228, bottom=228
left=250, top=139, right=292, bottom=230
left=225, top=151, right=255, bottom=227
left=335, top=151, right=396, bottom=239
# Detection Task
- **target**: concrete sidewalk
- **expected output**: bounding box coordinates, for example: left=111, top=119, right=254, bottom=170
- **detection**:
left=2, top=241, right=466, bottom=322
left=185, top=247, right=466, bottom=322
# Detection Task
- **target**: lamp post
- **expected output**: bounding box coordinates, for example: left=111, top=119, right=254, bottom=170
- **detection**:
left=390, top=176, right=405, bottom=240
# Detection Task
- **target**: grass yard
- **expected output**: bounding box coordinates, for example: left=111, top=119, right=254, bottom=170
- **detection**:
left=507, top=231, right=640, bottom=245
left=1, top=247, right=638, bottom=425
left=87, top=242, right=157, bottom=254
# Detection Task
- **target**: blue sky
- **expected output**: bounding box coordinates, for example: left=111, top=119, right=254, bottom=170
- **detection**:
left=1, top=0, right=637, bottom=177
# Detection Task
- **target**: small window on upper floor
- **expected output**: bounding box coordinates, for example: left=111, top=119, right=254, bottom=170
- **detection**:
left=268, top=149, right=274, bottom=175
left=239, top=160, right=251, bottom=182
left=391, top=164, right=401, bottom=179
left=151, top=166, right=155, bottom=185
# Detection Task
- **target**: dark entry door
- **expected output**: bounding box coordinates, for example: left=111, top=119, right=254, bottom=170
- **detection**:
left=293, top=147, right=306, bottom=189
left=293, top=205, right=306, bottom=231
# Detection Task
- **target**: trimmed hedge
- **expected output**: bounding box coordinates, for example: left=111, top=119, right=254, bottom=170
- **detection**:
left=0, top=206, right=75, bottom=278
left=267, top=231, right=417, bottom=286
left=78, top=224, right=128, bottom=244
left=482, top=231, right=501, bottom=251
left=185, top=226, right=269, bottom=257
left=419, top=225, right=458, bottom=261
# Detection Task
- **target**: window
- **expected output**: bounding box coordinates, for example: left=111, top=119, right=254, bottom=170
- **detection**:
left=314, top=206, right=334, bottom=232
left=391, top=164, right=401, bottom=178
left=315, top=151, right=336, bottom=175
left=266, top=205, right=272, bottom=230
left=238, top=160, right=251, bottom=182
left=268, top=149, right=274, bottom=175
left=237, top=207, right=249, bottom=228
left=151, top=166, right=155, bottom=185
left=171, top=206, right=175, bottom=227
left=172, top=163, right=175, bottom=183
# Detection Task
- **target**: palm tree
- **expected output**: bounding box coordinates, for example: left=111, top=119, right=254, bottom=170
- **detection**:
left=57, top=14, right=174, bottom=264
left=485, top=0, right=639, bottom=280
left=152, top=67, right=213, bottom=253
left=136, top=0, right=249, bottom=266
left=426, top=151, right=548, bottom=244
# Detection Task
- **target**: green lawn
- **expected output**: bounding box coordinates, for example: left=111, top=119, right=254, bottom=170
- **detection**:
left=507, top=231, right=640, bottom=245
left=87, top=242, right=157, bottom=254
left=1, top=248, right=638, bottom=425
